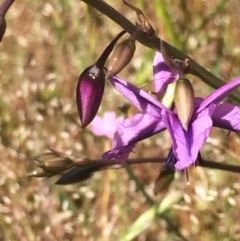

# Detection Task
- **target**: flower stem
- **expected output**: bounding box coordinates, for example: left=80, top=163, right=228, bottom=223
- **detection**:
left=90, top=157, right=240, bottom=174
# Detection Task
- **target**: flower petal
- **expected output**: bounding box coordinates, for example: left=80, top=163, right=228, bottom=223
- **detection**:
left=102, top=144, right=135, bottom=162
left=109, top=76, right=171, bottom=118
left=162, top=105, right=215, bottom=170
left=102, top=113, right=166, bottom=161
left=90, top=112, right=124, bottom=138
left=212, top=103, right=240, bottom=134
left=113, top=113, right=166, bottom=146
left=153, top=52, right=178, bottom=97
left=198, top=77, right=240, bottom=112
left=90, top=116, right=105, bottom=136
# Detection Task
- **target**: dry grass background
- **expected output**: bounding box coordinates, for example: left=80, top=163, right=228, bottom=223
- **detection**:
left=0, top=0, right=240, bottom=240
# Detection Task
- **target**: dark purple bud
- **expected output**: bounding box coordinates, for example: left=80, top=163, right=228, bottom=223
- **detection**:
left=0, top=0, right=15, bottom=42
left=76, top=30, right=126, bottom=128
left=55, top=162, right=104, bottom=185
left=106, top=38, right=136, bottom=79
left=76, top=65, right=106, bottom=128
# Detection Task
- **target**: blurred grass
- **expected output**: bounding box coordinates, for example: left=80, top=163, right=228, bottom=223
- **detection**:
left=0, top=0, right=240, bottom=240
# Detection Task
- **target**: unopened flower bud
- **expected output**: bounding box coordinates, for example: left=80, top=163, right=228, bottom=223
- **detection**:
left=174, top=78, right=194, bottom=131
left=106, top=38, right=136, bottom=79
left=77, top=65, right=106, bottom=128
left=76, top=30, right=126, bottom=128
left=33, top=150, right=75, bottom=175
left=41, top=158, right=74, bottom=172
left=55, top=161, right=103, bottom=185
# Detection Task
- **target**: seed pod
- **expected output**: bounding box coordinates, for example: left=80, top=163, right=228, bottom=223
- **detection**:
left=34, top=151, right=74, bottom=173
left=174, top=78, right=194, bottom=131
left=106, top=39, right=136, bottom=79
left=42, top=160, right=73, bottom=173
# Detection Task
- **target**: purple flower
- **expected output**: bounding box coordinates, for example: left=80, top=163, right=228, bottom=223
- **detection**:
left=102, top=52, right=240, bottom=170
left=153, top=51, right=178, bottom=98
left=89, top=111, right=124, bottom=139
